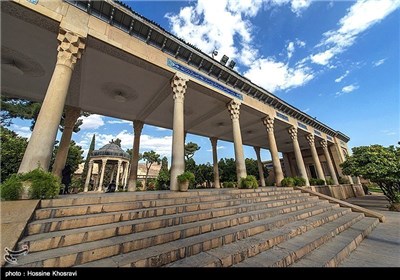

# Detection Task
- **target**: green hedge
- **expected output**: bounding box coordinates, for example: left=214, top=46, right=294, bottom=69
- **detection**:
left=222, top=181, right=236, bottom=188
left=239, top=175, right=258, bottom=189
left=0, top=168, right=61, bottom=200
left=309, top=178, right=325, bottom=186
left=281, top=177, right=307, bottom=187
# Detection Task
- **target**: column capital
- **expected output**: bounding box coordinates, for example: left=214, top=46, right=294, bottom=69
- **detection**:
left=133, top=120, right=144, bottom=136
left=210, top=137, right=218, bottom=147
left=57, top=28, right=86, bottom=70
left=171, top=73, right=188, bottom=101
left=227, top=99, right=241, bottom=120
left=320, top=139, right=327, bottom=149
left=101, top=158, right=107, bottom=164
left=262, top=115, right=274, bottom=133
left=288, top=126, right=298, bottom=140
left=305, top=133, right=315, bottom=146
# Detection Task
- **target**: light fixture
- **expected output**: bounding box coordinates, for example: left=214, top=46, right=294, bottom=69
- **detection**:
left=2, top=59, right=23, bottom=75
left=113, top=91, right=127, bottom=103
left=228, top=60, right=236, bottom=69
left=220, top=55, right=229, bottom=65
left=211, top=50, right=218, bottom=58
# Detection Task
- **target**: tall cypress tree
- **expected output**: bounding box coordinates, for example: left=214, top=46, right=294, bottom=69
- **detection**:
left=81, top=134, right=95, bottom=182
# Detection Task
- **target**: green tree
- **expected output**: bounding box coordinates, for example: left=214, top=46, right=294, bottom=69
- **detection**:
left=340, top=145, right=400, bottom=206
left=219, top=158, right=237, bottom=182
left=195, top=163, right=213, bottom=188
left=156, top=156, right=169, bottom=190
left=185, top=142, right=200, bottom=161
left=81, top=134, right=95, bottom=182
left=0, top=126, right=28, bottom=182
left=142, top=150, right=161, bottom=188
left=245, top=158, right=259, bottom=179
left=50, top=141, right=84, bottom=174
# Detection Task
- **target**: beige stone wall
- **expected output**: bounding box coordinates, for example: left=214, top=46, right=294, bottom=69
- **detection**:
left=303, top=184, right=365, bottom=200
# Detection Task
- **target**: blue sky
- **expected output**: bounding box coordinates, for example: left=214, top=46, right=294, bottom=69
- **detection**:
left=9, top=0, right=400, bottom=165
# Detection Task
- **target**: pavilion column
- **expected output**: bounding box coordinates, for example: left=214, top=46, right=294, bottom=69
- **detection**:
left=306, top=134, right=325, bottom=182
left=210, top=137, right=220, bottom=188
left=320, top=140, right=339, bottom=185
left=254, top=147, right=266, bottom=187
left=116, top=160, right=122, bottom=188
left=98, top=159, right=107, bottom=191
left=110, top=164, right=116, bottom=182
left=127, top=120, right=144, bottom=191
left=52, top=106, right=81, bottom=177
left=123, top=162, right=129, bottom=189
left=263, top=116, right=284, bottom=186
left=170, top=74, right=188, bottom=191
left=227, top=100, right=247, bottom=184
left=84, top=159, right=94, bottom=192
left=288, top=126, right=309, bottom=186
left=18, top=28, right=85, bottom=173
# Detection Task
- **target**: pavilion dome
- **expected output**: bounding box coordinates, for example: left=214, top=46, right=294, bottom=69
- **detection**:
left=92, top=143, right=130, bottom=159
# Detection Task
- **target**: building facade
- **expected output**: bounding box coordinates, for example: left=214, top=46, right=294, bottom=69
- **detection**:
left=2, top=0, right=355, bottom=191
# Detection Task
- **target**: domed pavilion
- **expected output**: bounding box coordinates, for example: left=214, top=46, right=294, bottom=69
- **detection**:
left=84, top=140, right=130, bottom=192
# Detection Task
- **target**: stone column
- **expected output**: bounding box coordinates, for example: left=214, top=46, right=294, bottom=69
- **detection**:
left=110, top=164, right=116, bottom=182
left=116, top=160, right=122, bottom=188
left=210, top=137, right=220, bottom=188
left=84, top=159, right=94, bottom=192
left=227, top=100, right=247, bottom=184
left=123, top=162, right=129, bottom=189
left=320, top=140, right=339, bottom=185
left=52, top=106, right=81, bottom=177
left=288, top=126, right=309, bottom=186
left=127, top=120, right=144, bottom=191
left=263, top=116, right=284, bottom=186
left=18, top=28, right=85, bottom=173
left=355, top=176, right=361, bottom=184
left=254, top=147, right=266, bottom=187
left=98, top=159, right=107, bottom=191
left=282, top=153, right=292, bottom=177
left=306, top=134, right=325, bottom=182
left=170, top=74, right=188, bottom=191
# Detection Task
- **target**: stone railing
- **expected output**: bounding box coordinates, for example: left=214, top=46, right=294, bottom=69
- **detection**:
left=301, top=184, right=365, bottom=200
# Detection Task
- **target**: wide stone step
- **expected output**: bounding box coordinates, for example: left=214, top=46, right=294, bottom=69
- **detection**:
left=166, top=208, right=357, bottom=267
left=14, top=202, right=337, bottom=266
left=290, top=217, right=379, bottom=267
left=233, top=212, right=367, bottom=267
left=28, top=193, right=315, bottom=235
left=20, top=198, right=324, bottom=253
left=40, top=187, right=298, bottom=208
left=80, top=206, right=349, bottom=267
left=33, top=191, right=308, bottom=220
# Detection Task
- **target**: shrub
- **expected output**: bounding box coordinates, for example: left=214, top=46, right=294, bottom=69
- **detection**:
left=223, top=181, right=235, bottom=188
left=0, top=174, right=23, bottom=200
left=293, top=177, right=306, bottom=186
left=239, top=175, right=258, bottom=189
left=338, top=176, right=350, bottom=184
left=136, top=181, right=143, bottom=189
left=281, top=177, right=295, bottom=187
left=177, top=171, right=195, bottom=184
left=325, top=178, right=334, bottom=185
left=23, top=168, right=61, bottom=199
left=309, top=178, right=325, bottom=186
left=0, top=168, right=61, bottom=200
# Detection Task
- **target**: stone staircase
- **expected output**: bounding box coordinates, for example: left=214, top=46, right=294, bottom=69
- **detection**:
left=11, top=187, right=379, bottom=267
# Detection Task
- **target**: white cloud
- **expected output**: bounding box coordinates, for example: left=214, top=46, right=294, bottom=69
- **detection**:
left=244, top=58, right=314, bottom=92
left=206, top=145, right=226, bottom=152
left=287, top=42, right=295, bottom=59
left=156, top=127, right=169, bottom=131
left=334, top=70, right=350, bottom=83
left=10, top=124, right=31, bottom=139
left=290, top=0, right=312, bottom=16
left=303, top=108, right=310, bottom=113
left=310, top=49, right=335, bottom=65
left=107, top=120, right=132, bottom=125
left=381, top=129, right=397, bottom=136
left=311, top=0, right=400, bottom=66
left=165, top=0, right=314, bottom=93
left=336, top=83, right=359, bottom=97
left=80, top=130, right=173, bottom=158
left=79, top=114, right=105, bottom=130
left=373, top=58, right=386, bottom=67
